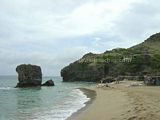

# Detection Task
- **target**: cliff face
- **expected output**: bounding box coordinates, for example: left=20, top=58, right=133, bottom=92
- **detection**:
left=61, top=61, right=105, bottom=82
left=61, top=33, right=160, bottom=82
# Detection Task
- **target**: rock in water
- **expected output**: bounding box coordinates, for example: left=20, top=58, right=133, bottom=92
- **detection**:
left=42, top=79, right=55, bottom=86
left=16, top=64, right=42, bottom=87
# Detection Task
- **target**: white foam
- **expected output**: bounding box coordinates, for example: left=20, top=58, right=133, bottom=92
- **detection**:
left=32, top=89, right=90, bottom=120
left=0, top=87, right=13, bottom=90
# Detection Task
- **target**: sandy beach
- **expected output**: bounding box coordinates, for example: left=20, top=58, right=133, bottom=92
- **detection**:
left=73, top=81, right=160, bottom=120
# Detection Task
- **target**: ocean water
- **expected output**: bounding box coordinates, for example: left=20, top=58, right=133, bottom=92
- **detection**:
left=0, top=76, right=94, bottom=120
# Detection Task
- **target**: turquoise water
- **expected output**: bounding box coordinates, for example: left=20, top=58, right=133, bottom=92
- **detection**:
left=0, top=76, right=94, bottom=120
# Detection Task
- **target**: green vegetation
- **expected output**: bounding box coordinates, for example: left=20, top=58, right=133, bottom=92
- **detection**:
left=61, top=32, right=160, bottom=82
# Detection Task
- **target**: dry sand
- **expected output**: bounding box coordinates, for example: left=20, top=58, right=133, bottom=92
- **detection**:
left=73, top=81, right=160, bottom=120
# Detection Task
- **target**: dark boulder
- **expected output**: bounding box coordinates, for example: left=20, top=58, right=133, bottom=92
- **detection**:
left=42, top=80, right=55, bottom=86
left=100, top=77, right=115, bottom=83
left=144, top=76, right=160, bottom=86
left=16, top=64, right=42, bottom=87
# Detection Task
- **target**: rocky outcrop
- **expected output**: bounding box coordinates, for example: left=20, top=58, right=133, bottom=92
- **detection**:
left=42, top=80, right=55, bottom=86
left=116, top=76, right=145, bottom=81
left=100, top=77, right=115, bottom=83
left=16, top=64, right=42, bottom=87
left=144, top=76, right=160, bottom=86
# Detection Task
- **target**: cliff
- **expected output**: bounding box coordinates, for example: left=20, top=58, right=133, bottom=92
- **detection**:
left=61, top=33, right=160, bottom=82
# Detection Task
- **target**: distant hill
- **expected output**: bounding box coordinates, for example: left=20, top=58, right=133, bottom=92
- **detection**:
left=61, top=33, right=160, bottom=82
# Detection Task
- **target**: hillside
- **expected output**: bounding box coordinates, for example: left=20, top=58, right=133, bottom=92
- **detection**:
left=61, top=33, right=160, bottom=82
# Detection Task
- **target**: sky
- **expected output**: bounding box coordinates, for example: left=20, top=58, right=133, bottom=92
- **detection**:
left=0, top=0, right=160, bottom=76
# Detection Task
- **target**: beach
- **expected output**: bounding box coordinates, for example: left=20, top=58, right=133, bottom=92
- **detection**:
left=73, top=81, right=160, bottom=120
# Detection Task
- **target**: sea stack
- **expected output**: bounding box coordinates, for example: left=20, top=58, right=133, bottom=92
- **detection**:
left=16, top=64, right=42, bottom=87
left=42, top=79, right=55, bottom=86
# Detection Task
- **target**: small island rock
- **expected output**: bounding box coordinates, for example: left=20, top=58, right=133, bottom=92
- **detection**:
left=42, top=79, right=55, bottom=86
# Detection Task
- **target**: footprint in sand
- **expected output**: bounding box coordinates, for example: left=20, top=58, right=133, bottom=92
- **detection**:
left=138, top=116, right=146, bottom=120
left=127, top=116, right=137, bottom=120
left=127, top=110, right=131, bottom=113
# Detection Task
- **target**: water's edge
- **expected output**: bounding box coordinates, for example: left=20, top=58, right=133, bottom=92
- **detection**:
left=0, top=76, right=96, bottom=120
left=67, top=88, right=97, bottom=120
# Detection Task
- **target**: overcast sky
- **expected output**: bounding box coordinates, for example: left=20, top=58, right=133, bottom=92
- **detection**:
left=0, top=0, right=160, bottom=76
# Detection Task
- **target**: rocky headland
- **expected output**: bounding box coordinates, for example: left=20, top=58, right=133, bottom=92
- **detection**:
left=61, top=33, right=160, bottom=83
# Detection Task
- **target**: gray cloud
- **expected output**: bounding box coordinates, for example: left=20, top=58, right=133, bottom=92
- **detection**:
left=114, top=0, right=160, bottom=43
left=0, top=0, right=160, bottom=75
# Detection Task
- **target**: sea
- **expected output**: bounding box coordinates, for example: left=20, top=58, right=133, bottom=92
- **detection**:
left=0, top=76, right=94, bottom=120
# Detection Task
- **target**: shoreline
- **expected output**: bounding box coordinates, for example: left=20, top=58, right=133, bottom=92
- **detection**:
left=69, top=81, right=160, bottom=120
left=67, top=87, right=97, bottom=120
left=75, top=86, right=130, bottom=120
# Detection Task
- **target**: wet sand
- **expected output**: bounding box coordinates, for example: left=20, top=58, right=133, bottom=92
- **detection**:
left=67, top=88, right=96, bottom=120
left=73, top=81, right=160, bottom=120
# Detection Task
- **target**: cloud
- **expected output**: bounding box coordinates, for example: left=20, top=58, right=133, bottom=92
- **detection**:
left=0, top=0, right=141, bottom=43
left=0, top=0, right=160, bottom=75
left=113, top=0, right=160, bottom=43
left=61, top=0, right=140, bottom=36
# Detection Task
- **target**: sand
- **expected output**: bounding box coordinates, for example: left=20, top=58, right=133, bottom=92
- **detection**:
left=73, top=81, right=160, bottom=120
